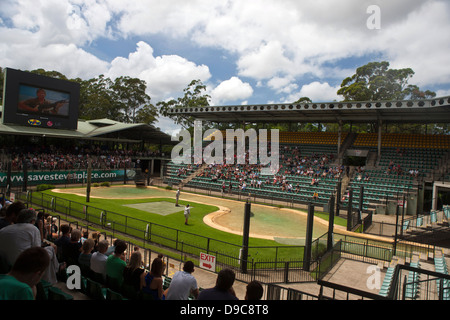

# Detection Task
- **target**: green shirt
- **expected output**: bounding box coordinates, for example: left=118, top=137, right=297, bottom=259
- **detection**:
left=0, top=274, right=34, bottom=300
left=105, top=255, right=126, bottom=285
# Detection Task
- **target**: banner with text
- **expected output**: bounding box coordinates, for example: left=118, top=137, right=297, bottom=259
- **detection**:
left=0, top=169, right=137, bottom=187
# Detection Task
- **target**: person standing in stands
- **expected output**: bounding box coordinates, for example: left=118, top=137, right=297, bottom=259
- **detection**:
left=0, top=247, right=50, bottom=300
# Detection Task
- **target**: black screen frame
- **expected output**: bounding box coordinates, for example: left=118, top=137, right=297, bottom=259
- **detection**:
left=2, top=68, right=79, bottom=130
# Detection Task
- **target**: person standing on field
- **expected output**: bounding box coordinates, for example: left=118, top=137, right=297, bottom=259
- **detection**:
left=184, top=204, right=190, bottom=225
left=175, top=188, right=181, bottom=207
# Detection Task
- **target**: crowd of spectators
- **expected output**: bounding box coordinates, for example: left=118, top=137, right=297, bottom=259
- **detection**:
left=0, top=199, right=263, bottom=300
left=193, top=144, right=342, bottom=195
left=0, top=144, right=165, bottom=172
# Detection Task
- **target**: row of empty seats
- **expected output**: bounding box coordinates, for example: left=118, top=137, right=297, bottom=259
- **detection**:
left=434, top=254, right=450, bottom=300
left=353, top=133, right=450, bottom=149
left=204, top=130, right=348, bottom=146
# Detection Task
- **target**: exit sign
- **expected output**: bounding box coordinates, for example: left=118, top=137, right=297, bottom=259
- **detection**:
left=200, top=252, right=216, bottom=271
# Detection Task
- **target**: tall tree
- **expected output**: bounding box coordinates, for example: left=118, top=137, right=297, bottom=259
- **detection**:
left=158, top=79, right=211, bottom=129
left=76, top=75, right=123, bottom=121
left=337, top=61, right=435, bottom=101
left=111, top=76, right=153, bottom=123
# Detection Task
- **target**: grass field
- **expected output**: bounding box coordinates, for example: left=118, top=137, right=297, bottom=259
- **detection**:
left=37, top=185, right=347, bottom=263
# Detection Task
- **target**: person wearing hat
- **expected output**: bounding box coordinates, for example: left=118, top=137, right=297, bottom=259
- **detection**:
left=0, top=208, right=41, bottom=268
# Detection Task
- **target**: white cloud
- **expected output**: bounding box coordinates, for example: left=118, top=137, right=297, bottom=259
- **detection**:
left=292, top=81, right=340, bottom=102
left=2, top=0, right=450, bottom=131
left=106, top=41, right=211, bottom=101
left=210, top=77, right=253, bottom=105
left=0, top=26, right=108, bottom=79
left=155, top=115, right=182, bottom=137
left=267, top=76, right=298, bottom=94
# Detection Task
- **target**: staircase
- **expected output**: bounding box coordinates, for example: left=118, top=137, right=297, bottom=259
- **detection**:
left=337, top=132, right=357, bottom=161
left=179, top=163, right=208, bottom=188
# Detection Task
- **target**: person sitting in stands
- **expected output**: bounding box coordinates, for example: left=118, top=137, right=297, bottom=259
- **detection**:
left=63, top=229, right=82, bottom=266
left=90, top=240, right=109, bottom=283
left=0, top=201, right=26, bottom=230
left=0, top=208, right=41, bottom=267
left=122, top=250, right=146, bottom=292
left=197, top=268, right=238, bottom=300
left=0, top=247, right=50, bottom=300
left=78, top=239, right=95, bottom=276
left=245, top=280, right=264, bottom=300
left=105, top=239, right=127, bottom=290
left=142, top=257, right=164, bottom=300
left=54, top=224, right=71, bottom=261
left=165, top=260, right=199, bottom=300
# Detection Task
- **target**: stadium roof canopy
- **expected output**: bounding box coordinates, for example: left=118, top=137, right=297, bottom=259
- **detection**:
left=167, top=95, right=450, bottom=124
left=0, top=117, right=175, bottom=145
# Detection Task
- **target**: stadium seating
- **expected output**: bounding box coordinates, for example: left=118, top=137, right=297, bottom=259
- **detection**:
left=405, top=261, right=421, bottom=299
left=353, top=133, right=450, bottom=149
left=434, top=256, right=450, bottom=300
left=341, top=131, right=450, bottom=212
left=179, top=140, right=342, bottom=206
left=378, top=266, right=395, bottom=297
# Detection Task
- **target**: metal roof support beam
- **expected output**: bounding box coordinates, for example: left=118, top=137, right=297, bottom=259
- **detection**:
left=337, top=120, right=343, bottom=157
left=377, top=119, right=382, bottom=159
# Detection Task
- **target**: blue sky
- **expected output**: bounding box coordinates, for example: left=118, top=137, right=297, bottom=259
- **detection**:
left=1, top=0, right=450, bottom=135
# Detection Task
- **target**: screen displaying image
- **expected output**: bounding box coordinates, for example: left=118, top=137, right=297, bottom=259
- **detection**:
left=17, top=84, right=70, bottom=117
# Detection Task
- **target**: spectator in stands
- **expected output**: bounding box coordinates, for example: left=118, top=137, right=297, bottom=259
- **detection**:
left=41, top=243, right=65, bottom=285
left=245, top=280, right=264, bottom=300
left=90, top=240, right=109, bottom=282
left=122, top=250, right=146, bottom=292
left=198, top=268, right=238, bottom=300
left=312, top=191, right=319, bottom=201
left=0, top=209, right=41, bottom=267
left=63, top=229, right=82, bottom=266
left=105, top=239, right=127, bottom=289
left=78, top=238, right=95, bottom=272
left=80, top=230, right=89, bottom=244
left=48, top=217, right=58, bottom=241
left=54, top=224, right=71, bottom=260
left=106, top=238, right=119, bottom=256
left=142, top=257, right=165, bottom=300
left=0, top=201, right=26, bottom=230
left=0, top=247, right=50, bottom=300
left=165, top=260, right=199, bottom=300
left=35, top=211, right=47, bottom=245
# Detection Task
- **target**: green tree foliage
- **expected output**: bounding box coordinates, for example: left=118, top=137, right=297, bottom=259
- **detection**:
left=111, top=76, right=154, bottom=123
left=158, top=79, right=211, bottom=129
left=337, top=61, right=435, bottom=101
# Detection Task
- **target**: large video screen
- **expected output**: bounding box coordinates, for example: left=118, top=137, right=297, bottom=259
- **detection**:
left=2, top=68, right=79, bottom=130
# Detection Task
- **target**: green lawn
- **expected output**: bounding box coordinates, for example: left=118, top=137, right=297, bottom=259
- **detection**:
left=34, top=185, right=348, bottom=265
left=39, top=188, right=305, bottom=263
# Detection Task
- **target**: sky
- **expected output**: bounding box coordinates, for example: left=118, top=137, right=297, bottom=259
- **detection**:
left=1, top=0, right=450, bottom=136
